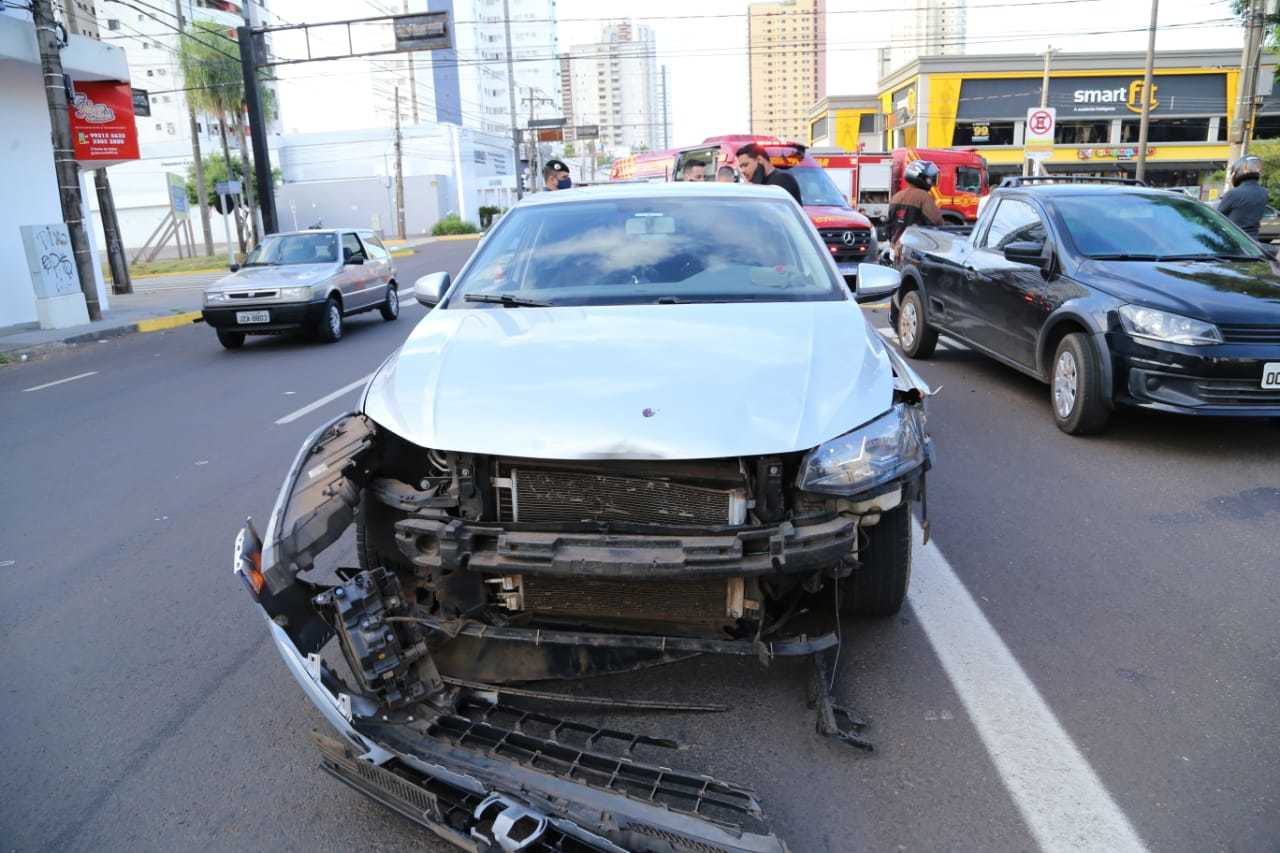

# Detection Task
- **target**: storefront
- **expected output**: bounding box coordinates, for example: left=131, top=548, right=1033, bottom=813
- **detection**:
left=811, top=50, right=1280, bottom=189
left=807, top=95, right=881, bottom=150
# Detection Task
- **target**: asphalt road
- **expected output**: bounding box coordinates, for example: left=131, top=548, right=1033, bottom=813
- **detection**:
left=1, top=238, right=1277, bottom=853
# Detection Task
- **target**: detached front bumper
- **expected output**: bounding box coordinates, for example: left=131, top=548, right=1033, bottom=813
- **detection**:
left=1110, top=333, right=1280, bottom=416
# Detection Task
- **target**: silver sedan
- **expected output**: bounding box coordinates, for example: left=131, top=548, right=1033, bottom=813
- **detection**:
left=201, top=228, right=399, bottom=349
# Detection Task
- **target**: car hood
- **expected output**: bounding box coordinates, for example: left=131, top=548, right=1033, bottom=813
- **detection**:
left=805, top=205, right=873, bottom=229
left=205, top=264, right=337, bottom=292
left=1083, top=258, right=1280, bottom=323
left=363, top=301, right=894, bottom=460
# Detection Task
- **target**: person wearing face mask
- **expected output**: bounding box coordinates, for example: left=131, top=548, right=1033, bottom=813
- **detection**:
left=543, top=159, right=572, bottom=191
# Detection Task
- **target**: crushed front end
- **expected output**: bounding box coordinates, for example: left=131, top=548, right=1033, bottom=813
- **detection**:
left=235, top=357, right=931, bottom=851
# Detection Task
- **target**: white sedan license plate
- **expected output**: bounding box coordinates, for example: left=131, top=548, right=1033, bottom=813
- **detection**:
left=236, top=310, right=270, bottom=324
left=1263, top=362, right=1280, bottom=389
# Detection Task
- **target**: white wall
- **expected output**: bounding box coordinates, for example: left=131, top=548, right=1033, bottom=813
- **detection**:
left=1, top=63, right=75, bottom=327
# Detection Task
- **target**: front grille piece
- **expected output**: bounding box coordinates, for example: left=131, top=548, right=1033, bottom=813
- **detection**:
left=521, top=576, right=734, bottom=625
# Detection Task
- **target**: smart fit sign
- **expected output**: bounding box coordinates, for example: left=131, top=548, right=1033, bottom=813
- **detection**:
left=955, top=73, right=1225, bottom=120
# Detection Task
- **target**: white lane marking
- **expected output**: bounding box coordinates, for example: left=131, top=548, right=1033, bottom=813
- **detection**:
left=22, top=371, right=98, bottom=393
left=909, top=521, right=1148, bottom=852
left=274, top=373, right=373, bottom=425
left=875, top=327, right=959, bottom=352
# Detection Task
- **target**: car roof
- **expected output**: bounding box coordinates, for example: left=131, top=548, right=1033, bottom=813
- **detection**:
left=517, top=182, right=796, bottom=207
left=1005, top=183, right=1176, bottom=197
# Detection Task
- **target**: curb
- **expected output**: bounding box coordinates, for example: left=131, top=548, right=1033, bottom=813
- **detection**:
left=391, top=248, right=416, bottom=258
left=127, top=267, right=228, bottom=281
left=432, top=234, right=482, bottom=242
left=0, top=310, right=204, bottom=364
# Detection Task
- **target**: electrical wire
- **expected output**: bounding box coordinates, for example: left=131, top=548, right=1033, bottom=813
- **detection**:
left=103, top=0, right=241, bottom=61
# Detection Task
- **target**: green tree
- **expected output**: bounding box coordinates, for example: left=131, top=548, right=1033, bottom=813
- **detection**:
left=186, top=153, right=281, bottom=214
left=178, top=22, right=276, bottom=249
left=563, top=142, right=577, bottom=158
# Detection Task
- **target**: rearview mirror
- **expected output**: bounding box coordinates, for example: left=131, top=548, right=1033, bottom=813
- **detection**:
left=1003, top=241, right=1045, bottom=265
left=854, top=263, right=901, bottom=304
left=413, top=271, right=450, bottom=307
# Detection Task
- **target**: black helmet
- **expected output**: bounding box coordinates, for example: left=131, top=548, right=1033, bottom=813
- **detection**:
left=1231, top=155, right=1262, bottom=187
left=904, top=159, right=940, bottom=190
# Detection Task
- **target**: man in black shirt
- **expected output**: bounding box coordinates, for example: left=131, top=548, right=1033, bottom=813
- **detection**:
left=736, top=143, right=803, bottom=205
left=1218, top=155, right=1268, bottom=238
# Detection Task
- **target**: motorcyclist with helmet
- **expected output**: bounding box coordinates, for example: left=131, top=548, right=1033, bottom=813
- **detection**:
left=887, top=160, right=944, bottom=254
left=1217, top=155, right=1268, bottom=238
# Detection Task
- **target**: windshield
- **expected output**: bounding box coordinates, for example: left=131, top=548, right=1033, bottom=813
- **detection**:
left=244, top=233, right=339, bottom=266
left=1056, top=193, right=1264, bottom=260
left=448, top=197, right=843, bottom=307
left=785, top=166, right=849, bottom=207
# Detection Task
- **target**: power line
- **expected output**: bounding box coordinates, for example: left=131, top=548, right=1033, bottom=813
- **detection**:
left=103, top=0, right=240, bottom=61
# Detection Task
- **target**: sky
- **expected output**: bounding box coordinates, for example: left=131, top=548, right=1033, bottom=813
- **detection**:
left=271, top=0, right=1248, bottom=144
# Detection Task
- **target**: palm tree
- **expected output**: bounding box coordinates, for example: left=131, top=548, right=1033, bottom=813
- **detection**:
left=178, top=22, right=275, bottom=250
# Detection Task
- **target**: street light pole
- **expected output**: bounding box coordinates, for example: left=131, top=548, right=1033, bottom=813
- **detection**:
left=393, top=86, right=406, bottom=239
left=32, top=0, right=101, bottom=320
left=1135, top=0, right=1159, bottom=182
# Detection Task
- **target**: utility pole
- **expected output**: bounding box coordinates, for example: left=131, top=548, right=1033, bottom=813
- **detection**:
left=661, top=65, right=669, bottom=149
left=237, top=23, right=278, bottom=234
left=1024, top=45, right=1055, bottom=177
left=521, top=89, right=553, bottom=192
left=404, top=0, right=419, bottom=124
left=32, top=0, right=100, bottom=320
left=393, top=86, right=406, bottom=239
left=94, top=169, right=131, bottom=294
left=1228, top=0, right=1267, bottom=187
left=503, top=0, right=523, bottom=199
left=176, top=0, right=213, bottom=255
left=1135, top=0, right=1159, bottom=182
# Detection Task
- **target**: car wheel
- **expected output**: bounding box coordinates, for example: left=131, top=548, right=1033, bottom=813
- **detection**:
left=316, top=296, right=343, bottom=343
left=840, top=503, right=912, bottom=619
left=356, top=493, right=412, bottom=574
left=216, top=330, right=245, bottom=350
left=379, top=282, right=399, bottom=321
left=897, top=290, right=938, bottom=358
left=1051, top=332, right=1109, bottom=435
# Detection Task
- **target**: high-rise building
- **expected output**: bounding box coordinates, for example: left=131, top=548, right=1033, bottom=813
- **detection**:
left=887, top=0, right=967, bottom=73
left=564, top=20, right=661, bottom=151
left=426, top=0, right=559, bottom=135
left=748, top=0, right=826, bottom=143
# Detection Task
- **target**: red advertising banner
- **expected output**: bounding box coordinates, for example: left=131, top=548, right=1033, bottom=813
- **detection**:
left=69, top=81, right=140, bottom=162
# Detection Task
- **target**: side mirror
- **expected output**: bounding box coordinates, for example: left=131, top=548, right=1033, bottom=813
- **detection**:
left=228, top=263, right=240, bottom=272
left=345, top=254, right=365, bottom=266
left=854, top=262, right=901, bottom=304
left=413, top=271, right=450, bottom=307
left=1003, top=241, right=1045, bottom=265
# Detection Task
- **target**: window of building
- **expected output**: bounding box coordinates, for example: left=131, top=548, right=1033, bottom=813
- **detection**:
left=952, top=121, right=1014, bottom=146
left=1253, top=114, right=1280, bottom=140
left=1119, top=118, right=1210, bottom=143
left=107, top=18, right=119, bottom=30
left=166, top=122, right=176, bottom=134
left=154, top=123, right=163, bottom=131
left=1054, top=121, right=1110, bottom=145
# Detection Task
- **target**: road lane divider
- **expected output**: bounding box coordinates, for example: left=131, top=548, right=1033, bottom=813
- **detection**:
left=908, top=521, right=1148, bottom=852
left=22, top=371, right=99, bottom=392
left=275, top=373, right=375, bottom=425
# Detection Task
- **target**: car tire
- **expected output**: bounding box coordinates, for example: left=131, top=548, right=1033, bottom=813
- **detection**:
left=355, top=493, right=412, bottom=574
left=316, top=296, right=343, bottom=343
left=379, top=282, right=399, bottom=321
left=216, top=330, right=245, bottom=350
left=897, top=289, right=938, bottom=359
left=1051, top=332, right=1110, bottom=435
left=841, top=503, right=912, bottom=619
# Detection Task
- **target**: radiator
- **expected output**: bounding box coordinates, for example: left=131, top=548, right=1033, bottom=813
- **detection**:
left=497, top=466, right=744, bottom=526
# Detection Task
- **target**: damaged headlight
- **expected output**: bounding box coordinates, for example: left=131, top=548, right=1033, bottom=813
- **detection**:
left=797, top=403, right=929, bottom=497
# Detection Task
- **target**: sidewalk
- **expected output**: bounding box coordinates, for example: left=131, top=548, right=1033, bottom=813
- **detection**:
left=0, top=273, right=216, bottom=361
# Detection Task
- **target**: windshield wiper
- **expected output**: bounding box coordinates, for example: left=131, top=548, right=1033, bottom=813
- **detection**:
left=1087, top=253, right=1162, bottom=261
left=463, top=293, right=551, bottom=307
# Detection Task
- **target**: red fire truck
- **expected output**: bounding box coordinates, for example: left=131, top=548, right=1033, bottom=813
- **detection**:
left=610, top=135, right=880, bottom=283
left=810, top=147, right=990, bottom=229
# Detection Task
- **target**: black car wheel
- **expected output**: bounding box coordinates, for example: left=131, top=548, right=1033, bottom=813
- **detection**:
left=840, top=503, right=912, bottom=618
left=216, top=330, right=245, bottom=350
left=380, top=282, right=399, bottom=321
left=1050, top=332, right=1109, bottom=435
left=897, top=290, right=938, bottom=358
left=316, top=296, right=343, bottom=343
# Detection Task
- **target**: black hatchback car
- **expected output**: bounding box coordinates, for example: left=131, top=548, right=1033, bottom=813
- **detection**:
left=892, top=177, right=1280, bottom=433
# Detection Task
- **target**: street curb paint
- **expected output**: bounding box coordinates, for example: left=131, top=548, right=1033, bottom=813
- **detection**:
left=128, top=267, right=227, bottom=280
left=391, top=249, right=415, bottom=257
left=135, top=311, right=204, bottom=333
left=433, top=234, right=482, bottom=242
